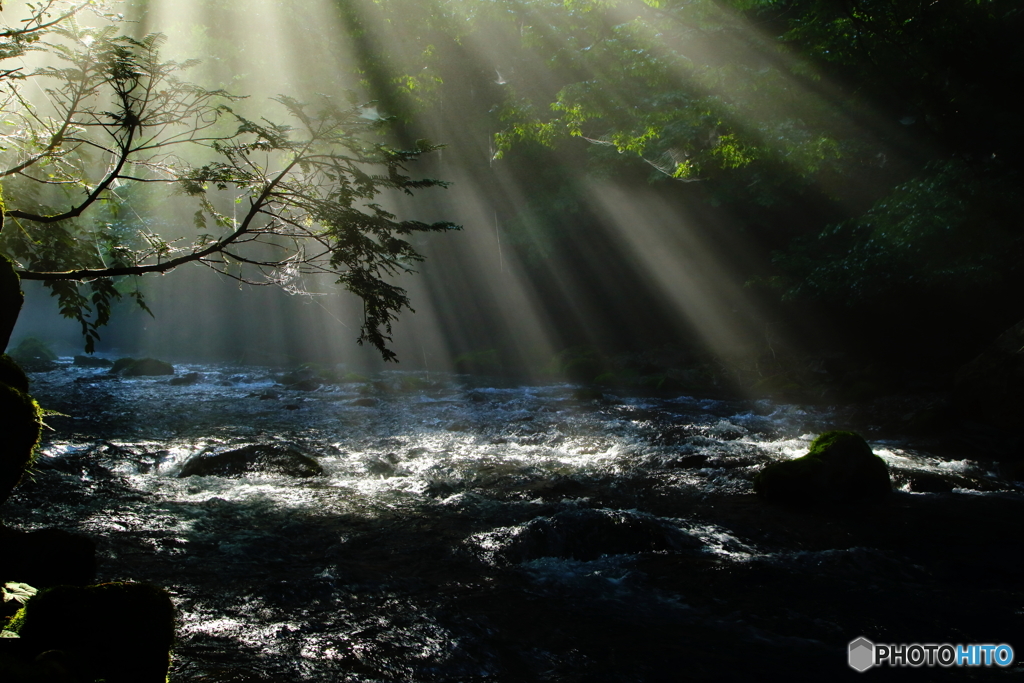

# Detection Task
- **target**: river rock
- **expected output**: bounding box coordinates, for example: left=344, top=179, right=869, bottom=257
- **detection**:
left=72, top=355, right=113, bottom=368
left=11, top=582, right=175, bottom=683
left=168, top=372, right=202, bottom=386
left=753, top=430, right=891, bottom=505
left=120, top=358, right=174, bottom=376
left=178, top=444, right=323, bottom=478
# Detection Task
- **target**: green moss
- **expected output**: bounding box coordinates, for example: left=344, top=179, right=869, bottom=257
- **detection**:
left=807, top=430, right=869, bottom=458
left=5, top=606, right=26, bottom=634
left=7, top=339, right=56, bottom=364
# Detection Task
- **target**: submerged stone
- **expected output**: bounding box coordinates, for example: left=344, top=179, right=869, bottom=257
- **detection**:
left=178, top=444, right=323, bottom=478
left=753, top=430, right=890, bottom=505
left=168, top=372, right=202, bottom=386
left=481, top=508, right=701, bottom=564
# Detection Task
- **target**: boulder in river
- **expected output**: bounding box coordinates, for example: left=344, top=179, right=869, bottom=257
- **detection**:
left=178, top=444, right=324, bottom=478
left=73, top=355, right=113, bottom=368
left=120, top=358, right=174, bottom=377
left=753, top=430, right=890, bottom=505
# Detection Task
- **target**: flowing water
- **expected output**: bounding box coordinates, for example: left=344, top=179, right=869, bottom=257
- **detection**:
left=6, top=360, right=1022, bottom=681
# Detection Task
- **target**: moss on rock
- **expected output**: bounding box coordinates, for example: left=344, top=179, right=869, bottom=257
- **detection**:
left=754, top=430, right=890, bottom=505
left=6, top=339, right=57, bottom=373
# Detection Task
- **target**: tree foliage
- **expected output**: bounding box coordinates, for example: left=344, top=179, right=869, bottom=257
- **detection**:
left=333, top=0, right=1023, bottom=321
left=0, top=1, right=456, bottom=359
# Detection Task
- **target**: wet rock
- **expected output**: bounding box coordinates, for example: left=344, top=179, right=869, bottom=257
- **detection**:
left=753, top=431, right=891, bottom=505
left=288, top=378, right=321, bottom=392
left=110, top=357, right=137, bottom=373
left=168, top=372, right=202, bottom=386
left=72, top=355, right=113, bottom=368
left=481, top=508, right=701, bottom=564
left=120, top=358, right=174, bottom=377
left=12, top=582, right=174, bottom=683
left=279, top=370, right=322, bottom=391
left=905, top=472, right=954, bottom=493
left=670, top=454, right=709, bottom=468
left=178, top=444, right=323, bottom=478
left=350, top=397, right=378, bottom=407
left=0, top=526, right=96, bottom=587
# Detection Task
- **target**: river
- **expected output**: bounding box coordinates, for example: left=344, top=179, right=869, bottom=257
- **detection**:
left=5, top=360, right=1022, bottom=681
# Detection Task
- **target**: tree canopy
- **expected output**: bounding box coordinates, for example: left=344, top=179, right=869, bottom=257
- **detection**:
left=0, top=1, right=457, bottom=360
left=3, top=0, right=1020, bottom=364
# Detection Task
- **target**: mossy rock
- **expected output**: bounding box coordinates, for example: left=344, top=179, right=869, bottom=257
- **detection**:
left=754, top=431, right=891, bottom=505
left=11, top=582, right=175, bottom=683
left=0, top=383, right=43, bottom=504
left=110, top=357, right=137, bottom=373
left=6, top=339, right=56, bottom=373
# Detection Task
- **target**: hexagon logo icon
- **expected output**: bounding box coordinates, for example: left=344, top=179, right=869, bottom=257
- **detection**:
left=849, top=637, right=875, bottom=672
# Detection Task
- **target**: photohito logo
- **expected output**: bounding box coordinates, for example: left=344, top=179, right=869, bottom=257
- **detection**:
left=848, top=637, right=1015, bottom=671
